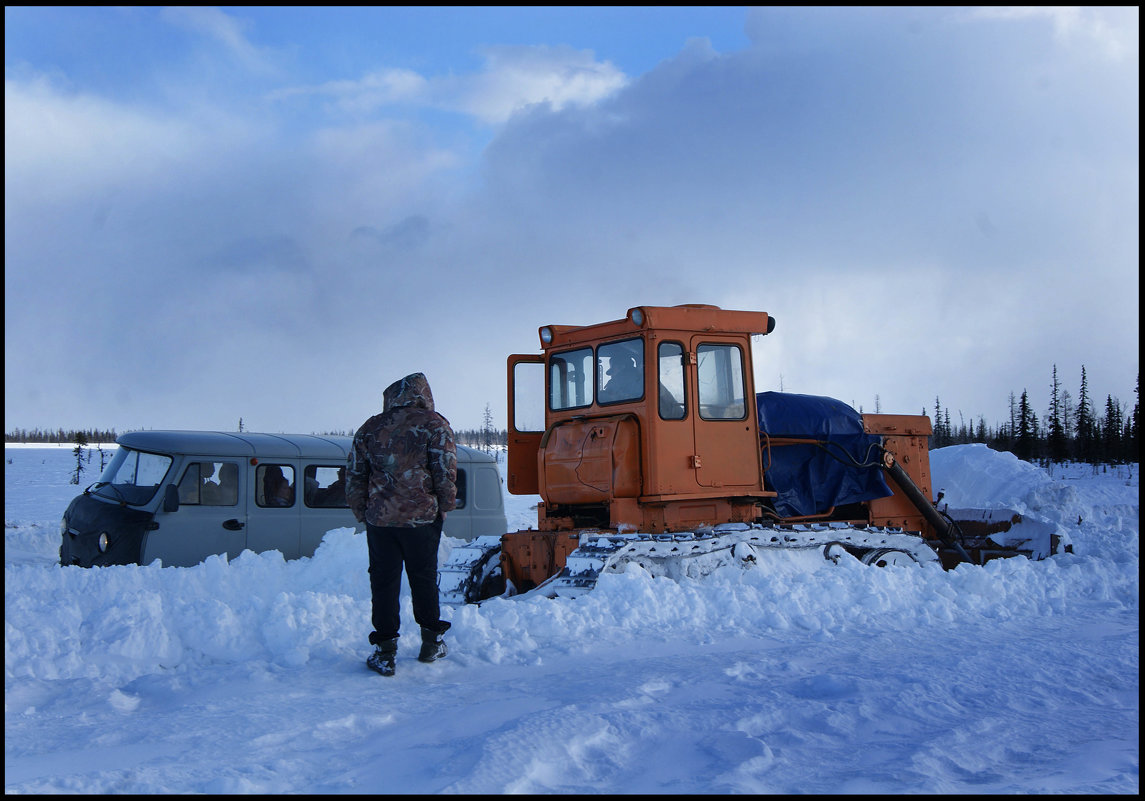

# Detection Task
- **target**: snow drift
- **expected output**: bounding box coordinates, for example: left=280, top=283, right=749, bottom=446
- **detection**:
left=4, top=443, right=1139, bottom=793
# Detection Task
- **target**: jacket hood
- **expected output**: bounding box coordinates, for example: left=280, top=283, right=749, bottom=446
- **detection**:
left=383, top=372, right=434, bottom=412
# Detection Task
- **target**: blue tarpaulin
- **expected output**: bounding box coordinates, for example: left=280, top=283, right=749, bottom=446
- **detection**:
left=756, top=391, right=892, bottom=518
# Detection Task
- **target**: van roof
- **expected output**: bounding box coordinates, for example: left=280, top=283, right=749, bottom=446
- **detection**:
left=116, top=430, right=495, bottom=463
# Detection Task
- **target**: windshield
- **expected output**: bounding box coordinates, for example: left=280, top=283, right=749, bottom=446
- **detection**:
left=90, top=447, right=174, bottom=506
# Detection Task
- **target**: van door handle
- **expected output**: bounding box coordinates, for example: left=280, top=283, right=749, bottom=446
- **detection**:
left=223, top=519, right=245, bottom=531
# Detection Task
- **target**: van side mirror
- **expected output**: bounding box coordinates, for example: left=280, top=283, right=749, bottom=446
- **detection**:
left=163, top=484, right=180, bottom=513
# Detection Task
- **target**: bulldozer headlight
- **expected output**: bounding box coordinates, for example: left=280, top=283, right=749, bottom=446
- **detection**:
left=629, top=308, right=644, bottom=326
left=98, top=532, right=110, bottom=553
left=539, top=326, right=553, bottom=344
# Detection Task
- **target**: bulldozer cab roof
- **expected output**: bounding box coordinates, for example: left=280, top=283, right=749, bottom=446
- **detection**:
left=537, top=305, right=773, bottom=350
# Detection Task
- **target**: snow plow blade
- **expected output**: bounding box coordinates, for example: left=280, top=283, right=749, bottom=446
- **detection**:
left=880, top=448, right=1067, bottom=568
left=940, top=507, right=1070, bottom=568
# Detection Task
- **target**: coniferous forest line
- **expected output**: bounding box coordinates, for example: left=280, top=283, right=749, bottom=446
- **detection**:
left=928, top=367, right=1139, bottom=466
left=6, top=368, right=1140, bottom=465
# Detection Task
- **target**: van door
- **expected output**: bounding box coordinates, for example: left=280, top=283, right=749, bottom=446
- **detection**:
left=245, top=461, right=302, bottom=560
left=443, top=466, right=473, bottom=540
left=300, top=463, right=359, bottom=557
left=145, top=459, right=248, bottom=566
left=470, top=463, right=507, bottom=537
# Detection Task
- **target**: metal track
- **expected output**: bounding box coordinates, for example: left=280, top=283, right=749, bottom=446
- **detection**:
left=439, top=535, right=504, bottom=605
left=440, top=523, right=939, bottom=605
left=549, top=522, right=939, bottom=598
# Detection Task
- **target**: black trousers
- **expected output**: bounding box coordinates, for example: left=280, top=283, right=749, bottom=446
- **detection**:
left=366, top=519, right=446, bottom=644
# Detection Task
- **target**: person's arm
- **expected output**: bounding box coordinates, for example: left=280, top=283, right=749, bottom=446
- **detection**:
left=346, top=430, right=370, bottom=523
left=427, top=417, right=458, bottom=515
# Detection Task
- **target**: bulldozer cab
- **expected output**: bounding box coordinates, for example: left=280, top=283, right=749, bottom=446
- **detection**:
left=507, top=305, right=777, bottom=534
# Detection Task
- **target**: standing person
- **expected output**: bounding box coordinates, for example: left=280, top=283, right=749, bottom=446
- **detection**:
left=347, top=372, right=458, bottom=677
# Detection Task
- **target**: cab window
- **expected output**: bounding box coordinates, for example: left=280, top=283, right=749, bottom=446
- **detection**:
left=697, top=343, right=746, bottom=420
left=550, top=347, right=594, bottom=411
left=598, top=339, right=643, bottom=404
left=658, top=342, right=687, bottom=420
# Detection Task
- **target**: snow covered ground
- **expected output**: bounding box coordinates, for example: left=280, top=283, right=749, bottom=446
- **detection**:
left=4, top=442, right=1139, bottom=793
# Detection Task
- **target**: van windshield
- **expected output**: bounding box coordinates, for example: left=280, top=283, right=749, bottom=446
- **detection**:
left=90, top=447, right=173, bottom=506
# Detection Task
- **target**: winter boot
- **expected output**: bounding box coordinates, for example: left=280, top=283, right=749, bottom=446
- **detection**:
left=366, top=638, right=398, bottom=677
left=417, top=622, right=450, bottom=663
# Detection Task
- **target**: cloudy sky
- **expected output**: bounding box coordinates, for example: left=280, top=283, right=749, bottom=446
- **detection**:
left=5, top=6, right=1139, bottom=436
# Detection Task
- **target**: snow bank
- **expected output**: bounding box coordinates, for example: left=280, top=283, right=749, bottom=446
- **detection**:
left=6, top=523, right=1138, bottom=690
left=4, top=445, right=1140, bottom=690
left=931, top=443, right=1139, bottom=562
left=930, top=443, right=1051, bottom=510
left=4, top=444, right=1139, bottom=794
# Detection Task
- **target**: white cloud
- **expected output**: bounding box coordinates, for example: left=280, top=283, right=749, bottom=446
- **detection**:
left=159, top=6, right=278, bottom=74
left=269, top=43, right=627, bottom=124
left=969, top=6, right=1139, bottom=60
left=4, top=9, right=1137, bottom=434
left=267, top=69, right=428, bottom=116
left=446, top=45, right=628, bottom=124
left=4, top=76, right=202, bottom=201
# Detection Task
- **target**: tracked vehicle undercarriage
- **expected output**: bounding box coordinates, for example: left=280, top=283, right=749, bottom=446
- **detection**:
left=441, top=305, right=1064, bottom=606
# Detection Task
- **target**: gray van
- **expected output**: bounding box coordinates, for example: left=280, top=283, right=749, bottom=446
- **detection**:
left=59, top=431, right=508, bottom=568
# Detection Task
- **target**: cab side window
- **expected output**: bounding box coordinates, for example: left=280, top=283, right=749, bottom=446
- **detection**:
left=256, top=464, right=295, bottom=508
left=697, top=343, right=747, bottom=420
left=658, top=342, right=687, bottom=420
left=177, top=463, right=203, bottom=505
left=177, top=461, right=240, bottom=506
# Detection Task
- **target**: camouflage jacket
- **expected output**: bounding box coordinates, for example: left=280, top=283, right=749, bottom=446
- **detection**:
left=347, top=373, right=458, bottom=528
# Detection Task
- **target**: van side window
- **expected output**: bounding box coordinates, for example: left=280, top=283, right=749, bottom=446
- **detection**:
left=473, top=466, right=502, bottom=510
left=257, top=464, right=295, bottom=508
left=304, top=465, right=348, bottom=508
left=204, top=462, right=239, bottom=506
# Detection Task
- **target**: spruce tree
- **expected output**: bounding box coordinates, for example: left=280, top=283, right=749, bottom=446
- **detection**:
left=1102, top=395, right=1122, bottom=463
left=1016, top=390, right=1034, bottom=461
left=481, top=403, right=496, bottom=456
left=70, top=432, right=89, bottom=485
left=1008, top=391, right=1018, bottom=447
left=933, top=396, right=944, bottom=447
left=1131, top=373, right=1140, bottom=463
left=1075, top=366, right=1095, bottom=463
left=1048, top=365, right=1068, bottom=463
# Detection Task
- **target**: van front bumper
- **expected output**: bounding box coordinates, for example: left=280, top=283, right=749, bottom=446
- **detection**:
left=59, top=494, right=154, bottom=567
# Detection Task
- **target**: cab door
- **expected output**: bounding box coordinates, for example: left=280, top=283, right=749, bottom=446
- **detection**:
left=689, top=338, right=762, bottom=489
left=145, top=458, right=248, bottom=566
left=507, top=354, right=545, bottom=495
